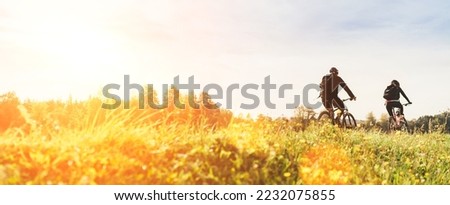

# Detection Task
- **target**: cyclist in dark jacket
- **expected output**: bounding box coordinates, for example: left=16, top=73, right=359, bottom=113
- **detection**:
left=320, top=67, right=356, bottom=121
left=383, top=80, right=412, bottom=117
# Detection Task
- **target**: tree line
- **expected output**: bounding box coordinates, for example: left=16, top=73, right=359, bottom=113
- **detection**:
left=289, top=106, right=450, bottom=134
left=361, top=111, right=450, bottom=133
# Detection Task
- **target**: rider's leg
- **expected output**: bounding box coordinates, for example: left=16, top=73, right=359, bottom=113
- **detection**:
left=396, top=102, right=404, bottom=116
left=386, top=102, right=394, bottom=123
left=322, top=97, right=334, bottom=123
left=333, top=97, right=345, bottom=113
left=386, top=102, right=394, bottom=116
left=332, top=97, right=345, bottom=124
left=333, top=98, right=345, bottom=110
left=327, top=108, right=334, bottom=123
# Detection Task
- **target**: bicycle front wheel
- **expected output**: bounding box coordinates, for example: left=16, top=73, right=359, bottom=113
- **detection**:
left=399, top=118, right=411, bottom=134
left=342, top=113, right=357, bottom=129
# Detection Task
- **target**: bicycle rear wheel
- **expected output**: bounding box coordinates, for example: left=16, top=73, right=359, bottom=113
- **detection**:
left=342, top=113, right=357, bottom=129
left=318, top=111, right=332, bottom=124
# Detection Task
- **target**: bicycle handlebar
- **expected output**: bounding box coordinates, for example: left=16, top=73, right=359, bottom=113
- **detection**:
left=342, top=98, right=353, bottom=102
left=386, top=100, right=412, bottom=106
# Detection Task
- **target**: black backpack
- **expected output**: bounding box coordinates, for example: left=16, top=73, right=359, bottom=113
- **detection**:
left=383, top=86, right=395, bottom=100
left=319, top=74, right=332, bottom=97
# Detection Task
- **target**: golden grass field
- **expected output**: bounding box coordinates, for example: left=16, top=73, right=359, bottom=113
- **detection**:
left=1, top=94, right=450, bottom=185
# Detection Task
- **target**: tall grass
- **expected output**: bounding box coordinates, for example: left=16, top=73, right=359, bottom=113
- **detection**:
left=1, top=94, right=450, bottom=185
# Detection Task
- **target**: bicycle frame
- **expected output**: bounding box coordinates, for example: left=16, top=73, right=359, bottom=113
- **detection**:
left=332, top=98, right=351, bottom=116
left=387, top=101, right=412, bottom=132
left=391, top=108, right=406, bottom=128
left=318, top=98, right=357, bottom=128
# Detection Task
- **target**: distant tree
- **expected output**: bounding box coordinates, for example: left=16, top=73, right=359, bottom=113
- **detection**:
left=378, top=113, right=389, bottom=131
left=444, top=112, right=450, bottom=133
left=292, top=105, right=316, bottom=131
left=294, top=106, right=316, bottom=120
left=413, top=111, right=450, bottom=133
left=0, top=92, right=26, bottom=132
left=365, top=112, right=377, bottom=128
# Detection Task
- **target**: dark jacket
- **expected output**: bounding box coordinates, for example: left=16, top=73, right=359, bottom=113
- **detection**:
left=320, top=74, right=355, bottom=98
left=384, top=85, right=411, bottom=102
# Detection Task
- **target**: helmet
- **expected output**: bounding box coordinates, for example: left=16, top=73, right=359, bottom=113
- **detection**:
left=329, top=67, right=338, bottom=73
left=391, top=80, right=400, bottom=87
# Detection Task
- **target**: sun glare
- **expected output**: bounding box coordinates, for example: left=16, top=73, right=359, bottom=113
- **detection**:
left=18, top=20, right=129, bottom=100
left=35, top=23, right=122, bottom=70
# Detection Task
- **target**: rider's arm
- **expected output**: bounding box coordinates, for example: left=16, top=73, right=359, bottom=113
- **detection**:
left=339, top=77, right=356, bottom=99
left=399, top=88, right=411, bottom=103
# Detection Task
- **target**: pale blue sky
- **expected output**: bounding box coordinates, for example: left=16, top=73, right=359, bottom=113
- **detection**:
left=1, top=0, right=449, bottom=120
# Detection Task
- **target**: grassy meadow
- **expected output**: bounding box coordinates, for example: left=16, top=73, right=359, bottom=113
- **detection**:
left=1, top=92, right=450, bottom=185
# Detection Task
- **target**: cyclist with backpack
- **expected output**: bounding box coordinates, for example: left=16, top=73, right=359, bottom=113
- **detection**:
left=320, top=67, right=357, bottom=122
left=383, top=80, right=412, bottom=120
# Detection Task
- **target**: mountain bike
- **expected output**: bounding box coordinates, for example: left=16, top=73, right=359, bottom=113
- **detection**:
left=318, top=98, right=357, bottom=129
left=388, top=101, right=412, bottom=133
